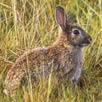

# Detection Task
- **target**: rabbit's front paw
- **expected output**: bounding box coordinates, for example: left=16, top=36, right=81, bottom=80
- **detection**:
left=77, top=79, right=83, bottom=88
left=71, top=79, right=83, bottom=88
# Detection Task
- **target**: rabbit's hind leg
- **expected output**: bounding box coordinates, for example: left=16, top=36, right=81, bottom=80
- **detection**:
left=4, top=69, right=25, bottom=96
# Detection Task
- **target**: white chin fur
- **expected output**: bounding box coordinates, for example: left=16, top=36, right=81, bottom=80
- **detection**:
left=81, top=43, right=89, bottom=47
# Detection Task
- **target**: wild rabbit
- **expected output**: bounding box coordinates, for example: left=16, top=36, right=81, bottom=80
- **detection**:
left=4, top=6, right=92, bottom=95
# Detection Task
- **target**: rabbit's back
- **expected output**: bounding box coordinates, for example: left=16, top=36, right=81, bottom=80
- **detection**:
left=4, top=47, right=60, bottom=91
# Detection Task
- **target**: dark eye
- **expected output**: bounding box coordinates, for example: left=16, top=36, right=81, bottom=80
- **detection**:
left=73, top=29, right=80, bottom=35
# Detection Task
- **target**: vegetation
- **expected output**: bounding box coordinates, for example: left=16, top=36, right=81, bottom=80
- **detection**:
left=0, top=0, right=102, bottom=102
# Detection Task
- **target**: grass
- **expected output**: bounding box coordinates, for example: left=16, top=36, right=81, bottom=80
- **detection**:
left=0, top=0, right=102, bottom=102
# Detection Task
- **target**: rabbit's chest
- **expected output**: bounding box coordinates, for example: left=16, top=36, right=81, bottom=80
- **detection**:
left=60, top=49, right=82, bottom=81
left=70, top=50, right=82, bottom=82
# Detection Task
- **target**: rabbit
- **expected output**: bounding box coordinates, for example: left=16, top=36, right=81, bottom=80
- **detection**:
left=4, top=6, right=92, bottom=95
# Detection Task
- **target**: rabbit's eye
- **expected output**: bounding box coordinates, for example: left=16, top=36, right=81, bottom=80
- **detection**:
left=73, top=29, right=80, bottom=35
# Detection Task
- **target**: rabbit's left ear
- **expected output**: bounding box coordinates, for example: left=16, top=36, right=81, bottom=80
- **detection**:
left=56, top=6, right=67, bottom=31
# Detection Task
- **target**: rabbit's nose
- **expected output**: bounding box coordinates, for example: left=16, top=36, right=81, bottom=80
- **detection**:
left=88, top=36, right=92, bottom=43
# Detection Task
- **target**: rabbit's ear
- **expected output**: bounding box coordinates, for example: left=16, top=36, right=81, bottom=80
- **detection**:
left=56, top=6, right=67, bottom=30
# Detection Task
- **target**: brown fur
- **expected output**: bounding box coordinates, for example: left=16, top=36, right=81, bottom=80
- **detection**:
left=5, top=31, right=76, bottom=88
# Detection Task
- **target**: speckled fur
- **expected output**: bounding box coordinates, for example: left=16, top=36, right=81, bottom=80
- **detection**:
left=4, top=6, right=92, bottom=95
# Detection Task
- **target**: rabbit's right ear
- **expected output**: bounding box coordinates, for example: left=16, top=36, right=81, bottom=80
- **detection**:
left=56, top=6, right=67, bottom=31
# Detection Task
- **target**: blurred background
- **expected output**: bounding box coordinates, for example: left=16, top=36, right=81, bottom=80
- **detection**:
left=0, top=0, right=102, bottom=102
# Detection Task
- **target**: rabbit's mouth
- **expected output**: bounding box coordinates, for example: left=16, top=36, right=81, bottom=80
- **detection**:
left=79, top=37, right=92, bottom=47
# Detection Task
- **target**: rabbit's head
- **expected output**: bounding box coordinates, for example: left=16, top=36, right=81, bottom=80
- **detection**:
left=56, top=6, right=92, bottom=47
